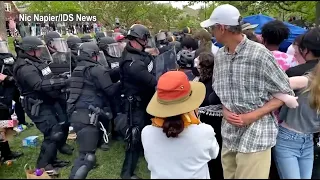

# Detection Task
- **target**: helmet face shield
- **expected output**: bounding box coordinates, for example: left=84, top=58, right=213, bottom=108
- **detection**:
left=106, top=43, right=122, bottom=58
left=37, top=45, right=53, bottom=62
left=51, top=38, right=69, bottom=52
left=97, top=51, right=109, bottom=68
left=0, top=41, right=9, bottom=54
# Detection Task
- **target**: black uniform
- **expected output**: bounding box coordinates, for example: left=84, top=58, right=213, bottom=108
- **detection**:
left=13, top=36, right=69, bottom=172
left=68, top=42, right=119, bottom=179
left=45, top=32, right=74, bottom=156
left=120, top=24, right=157, bottom=179
left=0, top=51, right=23, bottom=161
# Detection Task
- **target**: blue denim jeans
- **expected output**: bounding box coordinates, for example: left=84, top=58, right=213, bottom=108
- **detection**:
left=273, top=126, right=314, bottom=179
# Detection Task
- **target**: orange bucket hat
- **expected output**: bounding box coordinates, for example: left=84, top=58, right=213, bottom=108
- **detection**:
left=147, top=71, right=205, bottom=118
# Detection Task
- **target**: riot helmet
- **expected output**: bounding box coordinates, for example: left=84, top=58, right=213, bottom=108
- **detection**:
left=0, top=39, right=9, bottom=54
left=95, top=32, right=106, bottom=43
left=177, top=49, right=195, bottom=69
left=127, top=24, right=151, bottom=50
left=20, top=36, right=52, bottom=62
left=98, top=37, right=123, bottom=58
left=78, top=42, right=107, bottom=66
left=182, top=27, right=192, bottom=35
left=44, top=31, right=61, bottom=45
left=67, top=36, right=82, bottom=51
left=81, top=34, right=96, bottom=43
left=156, top=32, right=168, bottom=48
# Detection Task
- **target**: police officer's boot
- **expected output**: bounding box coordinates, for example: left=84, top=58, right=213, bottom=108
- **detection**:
left=59, top=144, right=74, bottom=155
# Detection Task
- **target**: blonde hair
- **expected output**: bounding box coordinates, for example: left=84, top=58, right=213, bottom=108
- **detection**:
left=304, top=63, right=320, bottom=113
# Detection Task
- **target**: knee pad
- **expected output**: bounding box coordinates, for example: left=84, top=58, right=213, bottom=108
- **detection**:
left=84, top=153, right=96, bottom=169
left=72, top=153, right=96, bottom=179
left=131, top=126, right=141, bottom=142
left=50, top=131, right=64, bottom=142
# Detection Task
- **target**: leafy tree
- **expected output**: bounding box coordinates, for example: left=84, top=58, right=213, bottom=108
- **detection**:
left=190, top=1, right=318, bottom=25
left=19, top=1, right=83, bottom=15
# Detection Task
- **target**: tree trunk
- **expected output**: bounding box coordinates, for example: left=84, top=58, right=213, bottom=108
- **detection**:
left=0, top=1, right=7, bottom=40
left=316, top=1, right=320, bottom=26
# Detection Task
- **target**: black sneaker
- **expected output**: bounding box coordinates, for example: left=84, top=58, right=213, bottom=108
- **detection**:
left=44, top=164, right=59, bottom=176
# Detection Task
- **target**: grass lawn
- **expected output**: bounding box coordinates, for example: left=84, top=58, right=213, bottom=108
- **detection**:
left=0, top=118, right=150, bottom=179
left=0, top=36, right=150, bottom=179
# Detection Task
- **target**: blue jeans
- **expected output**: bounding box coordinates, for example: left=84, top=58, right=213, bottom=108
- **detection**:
left=273, top=126, right=314, bottom=179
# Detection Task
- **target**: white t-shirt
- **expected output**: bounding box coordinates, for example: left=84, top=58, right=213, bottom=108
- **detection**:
left=286, top=44, right=295, bottom=56
left=141, top=123, right=219, bottom=179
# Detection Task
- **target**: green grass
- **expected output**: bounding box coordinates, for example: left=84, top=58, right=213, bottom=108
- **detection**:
left=0, top=118, right=150, bottom=179
left=1, top=38, right=150, bottom=178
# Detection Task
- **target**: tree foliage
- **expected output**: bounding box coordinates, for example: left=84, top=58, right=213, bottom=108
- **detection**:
left=191, top=1, right=317, bottom=25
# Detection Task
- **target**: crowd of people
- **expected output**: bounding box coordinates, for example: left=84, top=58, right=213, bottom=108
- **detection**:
left=0, top=3, right=320, bottom=179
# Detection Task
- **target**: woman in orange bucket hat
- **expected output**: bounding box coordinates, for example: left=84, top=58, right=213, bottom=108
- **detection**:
left=141, top=71, right=220, bottom=179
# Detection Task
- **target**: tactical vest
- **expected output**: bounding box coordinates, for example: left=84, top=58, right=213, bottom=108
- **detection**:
left=67, top=65, right=98, bottom=110
left=15, top=59, right=53, bottom=97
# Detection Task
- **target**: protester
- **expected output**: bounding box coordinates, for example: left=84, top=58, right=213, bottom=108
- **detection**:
left=200, top=4, right=294, bottom=179
left=196, top=52, right=224, bottom=179
left=261, top=20, right=298, bottom=71
left=286, top=29, right=319, bottom=77
left=275, top=62, right=320, bottom=179
left=142, top=71, right=219, bottom=179
left=279, top=28, right=320, bottom=179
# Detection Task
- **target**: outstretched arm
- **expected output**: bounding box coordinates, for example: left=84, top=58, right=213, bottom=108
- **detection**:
left=289, top=76, right=309, bottom=90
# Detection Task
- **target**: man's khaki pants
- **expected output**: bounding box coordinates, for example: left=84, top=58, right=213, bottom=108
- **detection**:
left=221, top=146, right=271, bottom=179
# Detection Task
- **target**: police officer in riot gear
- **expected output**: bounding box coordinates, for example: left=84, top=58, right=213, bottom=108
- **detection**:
left=120, top=24, right=157, bottom=179
left=67, top=36, right=82, bottom=64
left=0, top=38, right=24, bottom=162
left=68, top=42, right=119, bottom=179
left=156, top=32, right=171, bottom=54
left=98, top=36, right=123, bottom=142
left=13, top=36, right=70, bottom=174
left=45, top=31, right=75, bottom=74
left=44, top=32, right=74, bottom=156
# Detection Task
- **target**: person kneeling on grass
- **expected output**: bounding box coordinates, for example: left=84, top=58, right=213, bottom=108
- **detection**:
left=141, top=71, right=220, bottom=179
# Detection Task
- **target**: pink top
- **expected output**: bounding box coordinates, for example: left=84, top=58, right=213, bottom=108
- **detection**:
left=272, top=50, right=298, bottom=71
